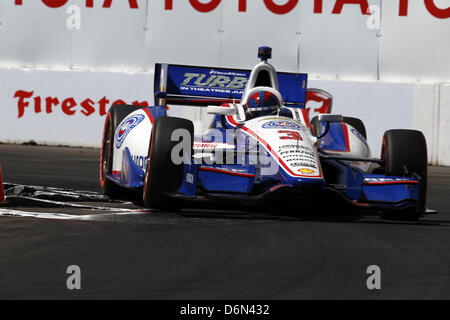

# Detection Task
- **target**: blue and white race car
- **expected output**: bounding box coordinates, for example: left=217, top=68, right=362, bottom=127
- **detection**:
left=100, top=47, right=428, bottom=221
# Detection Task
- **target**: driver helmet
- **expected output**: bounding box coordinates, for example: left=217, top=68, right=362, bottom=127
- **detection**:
left=244, top=87, right=282, bottom=119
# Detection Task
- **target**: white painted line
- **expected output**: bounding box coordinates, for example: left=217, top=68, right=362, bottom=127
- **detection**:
left=0, top=208, right=150, bottom=221
left=5, top=195, right=135, bottom=211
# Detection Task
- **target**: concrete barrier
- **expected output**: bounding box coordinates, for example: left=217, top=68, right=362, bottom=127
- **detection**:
left=0, top=1, right=448, bottom=163
left=0, top=67, right=448, bottom=165
left=0, top=68, right=154, bottom=147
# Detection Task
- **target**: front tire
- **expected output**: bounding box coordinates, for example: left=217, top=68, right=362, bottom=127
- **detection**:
left=100, top=104, right=143, bottom=198
left=380, top=129, right=428, bottom=221
left=143, top=117, right=194, bottom=210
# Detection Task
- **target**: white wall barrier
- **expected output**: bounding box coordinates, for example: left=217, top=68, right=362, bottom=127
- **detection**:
left=1, top=1, right=449, bottom=82
left=1, top=67, right=449, bottom=166
left=0, top=68, right=154, bottom=147
left=0, top=0, right=449, bottom=164
left=308, top=79, right=414, bottom=159
left=438, top=84, right=450, bottom=166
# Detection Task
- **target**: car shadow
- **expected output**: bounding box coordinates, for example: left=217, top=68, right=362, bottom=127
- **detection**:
left=176, top=202, right=449, bottom=227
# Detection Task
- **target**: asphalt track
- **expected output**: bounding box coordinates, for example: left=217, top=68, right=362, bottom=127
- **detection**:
left=0, top=144, right=450, bottom=300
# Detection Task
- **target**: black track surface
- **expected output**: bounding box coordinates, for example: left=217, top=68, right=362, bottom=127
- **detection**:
left=0, top=144, right=450, bottom=299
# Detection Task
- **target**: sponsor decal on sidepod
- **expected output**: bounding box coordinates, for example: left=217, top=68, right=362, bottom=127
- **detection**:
left=299, top=168, right=315, bottom=175
left=115, top=114, right=145, bottom=149
left=262, top=120, right=302, bottom=130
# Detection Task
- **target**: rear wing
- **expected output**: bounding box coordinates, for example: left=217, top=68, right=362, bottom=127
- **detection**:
left=154, top=64, right=308, bottom=108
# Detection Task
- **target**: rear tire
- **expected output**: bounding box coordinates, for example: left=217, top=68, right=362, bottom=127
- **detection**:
left=143, top=117, right=194, bottom=210
left=100, top=105, right=144, bottom=198
left=380, top=129, right=428, bottom=221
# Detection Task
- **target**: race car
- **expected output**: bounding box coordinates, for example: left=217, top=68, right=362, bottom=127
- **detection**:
left=100, top=47, right=428, bottom=221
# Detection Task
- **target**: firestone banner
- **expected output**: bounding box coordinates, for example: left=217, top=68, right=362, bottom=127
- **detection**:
left=0, top=68, right=154, bottom=147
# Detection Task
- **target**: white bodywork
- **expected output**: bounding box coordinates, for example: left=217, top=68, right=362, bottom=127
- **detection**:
left=242, top=116, right=323, bottom=178
left=334, top=123, right=373, bottom=172
left=112, top=109, right=152, bottom=174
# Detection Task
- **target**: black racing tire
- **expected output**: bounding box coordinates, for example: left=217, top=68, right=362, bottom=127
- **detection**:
left=380, top=129, right=428, bottom=221
left=100, top=104, right=144, bottom=198
left=343, top=117, right=367, bottom=140
left=143, top=117, right=194, bottom=210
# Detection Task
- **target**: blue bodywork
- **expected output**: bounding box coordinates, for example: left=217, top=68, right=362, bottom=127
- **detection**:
left=155, top=64, right=308, bottom=108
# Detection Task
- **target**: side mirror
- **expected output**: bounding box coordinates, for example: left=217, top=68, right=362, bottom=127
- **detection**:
left=313, top=114, right=343, bottom=140
left=207, top=105, right=238, bottom=116
left=207, top=104, right=247, bottom=124
left=235, top=104, right=247, bottom=124
left=318, top=114, right=343, bottom=123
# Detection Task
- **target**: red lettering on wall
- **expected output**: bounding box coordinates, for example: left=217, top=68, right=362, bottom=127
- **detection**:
left=399, top=0, right=409, bottom=16
left=263, top=0, right=299, bottom=15
left=238, top=0, right=246, bottom=12
left=332, top=0, right=370, bottom=15
left=15, top=0, right=138, bottom=9
left=62, top=98, right=77, bottom=115
left=14, top=90, right=34, bottom=118
left=80, top=98, right=96, bottom=116
left=314, top=0, right=323, bottom=14
left=13, top=90, right=149, bottom=118
left=102, top=0, right=139, bottom=9
left=34, top=96, right=42, bottom=114
left=424, top=0, right=450, bottom=19
left=98, top=97, right=109, bottom=116
left=13, top=0, right=448, bottom=18
left=45, top=97, right=59, bottom=114
left=189, top=0, right=221, bottom=13
left=41, top=0, right=68, bottom=8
